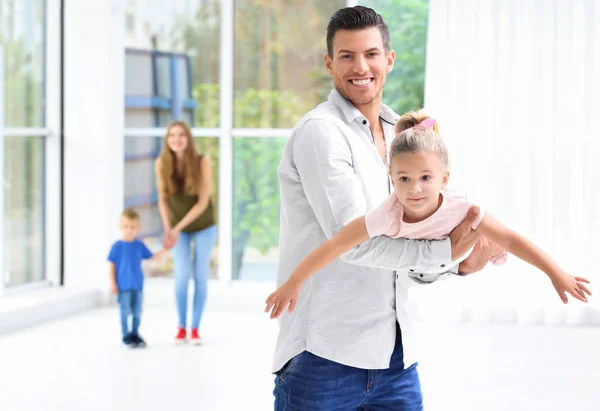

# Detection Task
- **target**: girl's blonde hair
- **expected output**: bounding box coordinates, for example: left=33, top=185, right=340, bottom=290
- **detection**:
left=157, top=121, right=202, bottom=196
left=391, top=111, right=450, bottom=172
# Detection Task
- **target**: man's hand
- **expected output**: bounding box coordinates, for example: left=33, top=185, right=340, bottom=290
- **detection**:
left=458, top=236, right=503, bottom=274
left=449, top=205, right=482, bottom=261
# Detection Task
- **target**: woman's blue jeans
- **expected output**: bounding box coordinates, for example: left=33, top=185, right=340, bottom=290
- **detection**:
left=172, top=225, right=217, bottom=330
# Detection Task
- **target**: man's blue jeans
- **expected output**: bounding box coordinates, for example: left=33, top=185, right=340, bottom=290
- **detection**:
left=173, top=225, right=217, bottom=330
left=273, top=324, right=423, bottom=410
left=118, top=290, right=143, bottom=337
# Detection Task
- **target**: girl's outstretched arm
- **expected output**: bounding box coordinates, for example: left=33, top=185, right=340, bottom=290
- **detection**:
left=475, top=214, right=592, bottom=303
left=265, top=216, right=370, bottom=319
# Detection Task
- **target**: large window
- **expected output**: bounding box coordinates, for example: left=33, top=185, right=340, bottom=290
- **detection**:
left=1, top=0, right=47, bottom=288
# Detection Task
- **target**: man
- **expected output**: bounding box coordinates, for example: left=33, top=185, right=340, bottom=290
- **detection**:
left=273, top=6, right=500, bottom=410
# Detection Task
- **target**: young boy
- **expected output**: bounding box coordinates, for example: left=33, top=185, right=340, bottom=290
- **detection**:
left=108, top=208, right=165, bottom=348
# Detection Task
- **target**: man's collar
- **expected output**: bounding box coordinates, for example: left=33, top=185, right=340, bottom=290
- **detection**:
left=328, top=89, right=399, bottom=125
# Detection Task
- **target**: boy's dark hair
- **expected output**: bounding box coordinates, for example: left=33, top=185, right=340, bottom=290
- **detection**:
left=326, top=6, right=391, bottom=57
left=121, top=207, right=140, bottom=221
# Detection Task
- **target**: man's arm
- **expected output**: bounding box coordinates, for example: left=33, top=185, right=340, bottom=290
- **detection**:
left=293, top=119, right=469, bottom=272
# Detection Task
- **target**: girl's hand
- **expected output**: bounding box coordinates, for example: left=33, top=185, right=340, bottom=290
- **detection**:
left=551, top=272, right=592, bottom=304
left=110, top=282, right=118, bottom=295
left=264, top=280, right=302, bottom=319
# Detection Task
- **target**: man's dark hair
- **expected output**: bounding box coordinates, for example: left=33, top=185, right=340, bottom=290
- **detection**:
left=326, top=6, right=391, bottom=57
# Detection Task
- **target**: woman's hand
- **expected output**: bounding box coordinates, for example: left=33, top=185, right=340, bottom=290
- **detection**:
left=163, top=229, right=179, bottom=250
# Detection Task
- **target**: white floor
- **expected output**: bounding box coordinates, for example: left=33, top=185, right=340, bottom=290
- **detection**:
left=1, top=279, right=599, bottom=411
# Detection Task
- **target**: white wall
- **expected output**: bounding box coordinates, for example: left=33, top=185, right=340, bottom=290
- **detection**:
left=63, top=0, right=125, bottom=292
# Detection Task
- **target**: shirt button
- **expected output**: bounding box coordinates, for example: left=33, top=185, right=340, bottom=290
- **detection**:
left=395, top=274, right=398, bottom=279
left=362, top=119, right=367, bottom=125
left=420, top=274, right=424, bottom=278
left=440, top=264, right=445, bottom=268
left=409, top=269, right=414, bottom=272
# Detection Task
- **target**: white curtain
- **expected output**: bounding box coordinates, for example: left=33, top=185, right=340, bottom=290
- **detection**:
left=408, top=0, right=600, bottom=326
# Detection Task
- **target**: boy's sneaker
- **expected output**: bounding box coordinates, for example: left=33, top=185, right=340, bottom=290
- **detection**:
left=132, top=333, right=147, bottom=348
left=175, top=327, right=187, bottom=344
left=122, top=333, right=135, bottom=347
left=190, top=329, right=202, bottom=345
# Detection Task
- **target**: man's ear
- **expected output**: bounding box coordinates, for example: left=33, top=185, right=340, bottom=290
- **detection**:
left=386, top=49, right=396, bottom=73
left=324, top=53, right=334, bottom=75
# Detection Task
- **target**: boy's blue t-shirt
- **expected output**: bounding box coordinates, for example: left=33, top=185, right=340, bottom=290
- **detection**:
left=107, top=239, right=153, bottom=291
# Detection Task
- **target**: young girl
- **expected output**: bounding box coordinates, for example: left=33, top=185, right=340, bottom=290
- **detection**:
left=265, top=113, right=592, bottom=319
left=155, top=121, right=217, bottom=344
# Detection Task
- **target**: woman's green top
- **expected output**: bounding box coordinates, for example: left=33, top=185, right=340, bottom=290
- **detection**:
left=167, top=156, right=215, bottom=233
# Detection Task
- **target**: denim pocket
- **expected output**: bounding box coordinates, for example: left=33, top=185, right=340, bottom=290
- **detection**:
left=277, top=352, right=303, bottom=382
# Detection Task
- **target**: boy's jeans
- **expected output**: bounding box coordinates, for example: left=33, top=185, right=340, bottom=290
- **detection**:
left=118, top=290, right=143, bottom=337
left=273, top=324, right=423, bottom=410
left=173, top=225, right=217, bottom=330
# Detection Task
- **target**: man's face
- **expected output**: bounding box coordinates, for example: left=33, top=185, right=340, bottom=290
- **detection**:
left=324, top=27, right=395, bottom=107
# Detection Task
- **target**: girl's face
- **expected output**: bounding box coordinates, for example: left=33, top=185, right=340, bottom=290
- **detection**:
left=167, top=125, right=189, bottom=155
left=389, top=151, right=449, bottom=222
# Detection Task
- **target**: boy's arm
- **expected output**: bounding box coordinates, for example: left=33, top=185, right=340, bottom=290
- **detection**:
left=108, top=262, right=118, bottom=294
left=288, top=216, right=370, bottom=286
left=139, top=242, right=167, bottom=261
left=475, top=213, right=591, bottom=302
left=150, top=249, right=168, bottom=260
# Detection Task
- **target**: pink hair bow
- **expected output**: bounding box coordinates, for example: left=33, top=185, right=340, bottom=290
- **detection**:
left=416, top=118, right=436, bottom=129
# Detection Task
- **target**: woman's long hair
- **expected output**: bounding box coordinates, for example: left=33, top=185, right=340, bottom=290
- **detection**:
left=158, top=121, right=202, bottom=196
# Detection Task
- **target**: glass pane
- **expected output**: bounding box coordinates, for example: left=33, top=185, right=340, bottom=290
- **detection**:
left=155, top=55, right=171, bottom=99
left=159, top=111, right=174, bottom=127
left=234, top=0, right=346, bottom=128
left=124, top=136, right=220, bottom=279
left=360, top=0, right=429, bottom=114
left=0, top=0, right=46, bottom=127
left=125, top=52, right=153, bottom=96
left=232, top=138, right=286, bottom=281
left=3, top=136, right=45, bottom=286
left=176, top=56, right=189, bottom=99
left=125, top=0, right=220, bottom=127
left=124, top=109, right=155, bottom=128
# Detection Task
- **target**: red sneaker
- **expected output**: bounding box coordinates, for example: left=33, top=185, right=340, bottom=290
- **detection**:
left=190, top=328, right=202, bottom=345
left=175, top=327, right=187, bottom=344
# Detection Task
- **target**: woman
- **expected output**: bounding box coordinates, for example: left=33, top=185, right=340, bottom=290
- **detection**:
left=155, top=120, right=217, bottom=345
